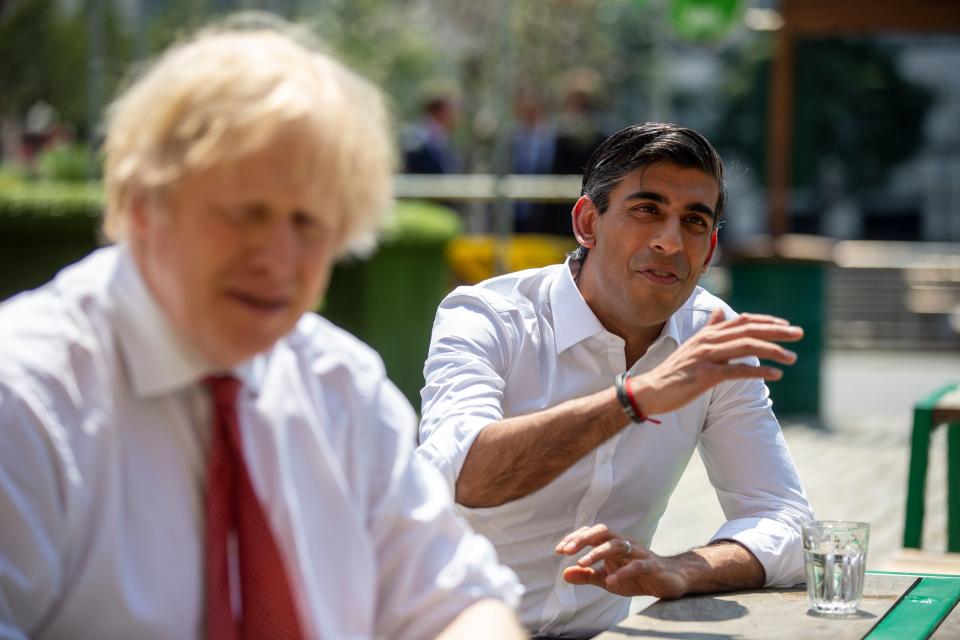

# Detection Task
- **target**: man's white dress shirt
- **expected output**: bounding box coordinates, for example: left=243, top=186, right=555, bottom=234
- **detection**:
left=417, top=261, right=814, bottom=638
left=0, top=246, right=520, bottom=640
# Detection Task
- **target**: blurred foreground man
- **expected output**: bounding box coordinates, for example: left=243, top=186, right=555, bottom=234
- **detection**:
left=418, top=123, right=815, bottom=638
left=0, top=23, right=523, bottom=639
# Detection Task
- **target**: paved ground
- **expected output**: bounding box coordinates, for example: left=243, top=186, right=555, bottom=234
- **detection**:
left=649, top=348, right=960, bottom=569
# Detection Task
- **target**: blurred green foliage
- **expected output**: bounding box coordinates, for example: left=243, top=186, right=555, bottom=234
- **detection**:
left=0, top=0, right=131, bottom=139
left=0, top=178, right=454, bottom=242
left=0, top=180, right=103, bottom=218
left=0, top=0, right=937, bottom=203
left=0, top=178, right=104, bottom=300
left=37, top=145, right=102, bottom=182
left=382, top=200, right=463, bottom=245
left=669, top=0, right=742, bottom=43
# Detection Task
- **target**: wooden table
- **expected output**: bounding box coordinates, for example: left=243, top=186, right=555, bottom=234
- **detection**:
left=595, top=572, right=960, bottom=639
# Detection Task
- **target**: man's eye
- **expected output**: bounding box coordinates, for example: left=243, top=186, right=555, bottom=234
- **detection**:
left=215, top=205, right=268, bottom=224
left=293, top=211, right=315, bottom=227
left=292, top=211, right=327, bottom=238
left=685, top=215, right=709, bottom=227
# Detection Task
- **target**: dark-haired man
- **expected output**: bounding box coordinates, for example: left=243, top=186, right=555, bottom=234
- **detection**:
left=417, top=123, right=814, bottom=638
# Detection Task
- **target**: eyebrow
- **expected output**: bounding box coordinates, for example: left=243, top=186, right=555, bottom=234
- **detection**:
left=623, top=190, right=716, bottom=219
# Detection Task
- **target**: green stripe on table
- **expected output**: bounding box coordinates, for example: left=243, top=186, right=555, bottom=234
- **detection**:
left=866, top=577, right=960, bottom=639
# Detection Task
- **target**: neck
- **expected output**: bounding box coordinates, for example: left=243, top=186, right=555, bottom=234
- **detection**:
left=623, top=333, right=661, bottom=369
left=575, top=259, right=664, bottom=368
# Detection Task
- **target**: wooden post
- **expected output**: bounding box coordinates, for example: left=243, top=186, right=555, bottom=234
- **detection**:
left=766, top=21, right=794, bottom=240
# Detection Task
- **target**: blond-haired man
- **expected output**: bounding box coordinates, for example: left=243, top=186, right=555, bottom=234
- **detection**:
left=0, top=22, right=523, bottom=639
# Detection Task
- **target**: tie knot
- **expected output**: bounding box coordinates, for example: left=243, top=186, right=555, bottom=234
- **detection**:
left=204, top=375, right=242, bottom=407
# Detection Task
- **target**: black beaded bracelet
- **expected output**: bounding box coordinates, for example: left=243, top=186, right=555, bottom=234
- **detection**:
left=615, top=372, right=641, bottom=423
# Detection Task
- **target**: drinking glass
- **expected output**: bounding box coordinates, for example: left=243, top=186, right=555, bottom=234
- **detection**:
left=802, top=520, right=870, bottom=615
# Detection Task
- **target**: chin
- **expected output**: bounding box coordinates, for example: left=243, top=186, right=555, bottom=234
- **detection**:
left=206, top=328, right=288, bottom=367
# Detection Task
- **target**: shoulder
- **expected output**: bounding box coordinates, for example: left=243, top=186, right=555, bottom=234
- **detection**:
left=0, top=248, right=117, bottom=399
left=0, top=250, right=119, bottom=510
left=439, top=263, right=562, bottom=319
left=287, top=312, right=390, bottom=391
left=430, top=265, right=561, bottom=365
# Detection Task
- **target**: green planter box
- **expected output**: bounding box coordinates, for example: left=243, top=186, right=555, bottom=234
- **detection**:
left=321, top=201, right=461, bottom=409
left=0, top=183, right=104, bottom=301
left=729, top=258, right=827, bottom=417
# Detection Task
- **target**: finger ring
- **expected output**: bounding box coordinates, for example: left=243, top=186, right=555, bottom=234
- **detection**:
left=622, top=540, right=633, bottom=558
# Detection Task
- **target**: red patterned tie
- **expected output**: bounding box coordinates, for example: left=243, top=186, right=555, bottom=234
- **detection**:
left=203, top=376, right=305, bottom=640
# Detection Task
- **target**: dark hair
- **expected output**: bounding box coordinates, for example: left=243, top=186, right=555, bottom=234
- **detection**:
left=571, top=122, right=726, bottom=262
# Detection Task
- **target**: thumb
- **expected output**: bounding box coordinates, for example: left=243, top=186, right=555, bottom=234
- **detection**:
left=707, top=307, right=725, bottom=325
left=562, top=566, right=604, bottom=587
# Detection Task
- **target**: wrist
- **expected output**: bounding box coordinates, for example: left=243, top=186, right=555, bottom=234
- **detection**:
left=622, top=374, right=661, bottom=424
left=644, top=553, right=692, bottom=600
left=672, top=552, right=700, bottom=597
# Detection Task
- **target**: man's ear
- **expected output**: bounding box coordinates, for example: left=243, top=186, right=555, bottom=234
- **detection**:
left=129, top=190, right=151, bottom=238
left=701, top=228, right=719, bottom=274
left=571, top=195, right=599, bottom=249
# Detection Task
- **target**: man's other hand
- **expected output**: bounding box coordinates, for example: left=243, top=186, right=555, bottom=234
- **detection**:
left=556, top=524, right=687, bottom=599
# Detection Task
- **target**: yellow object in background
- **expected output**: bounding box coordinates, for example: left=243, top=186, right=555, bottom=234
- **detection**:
left=446, top=234, right=577, bottom=285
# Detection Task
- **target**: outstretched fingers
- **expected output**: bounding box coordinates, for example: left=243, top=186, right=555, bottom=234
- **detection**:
left=706, top=337, right=799, bottom=366
left=714, top=362, right=786, bottom=381
left=723, top=312, right=791, bottom=327
left=555, top=524, right=615, bottom=555
left=706, top=322, right=804, bottom=345
left=576, top=538, right=637, bottom=566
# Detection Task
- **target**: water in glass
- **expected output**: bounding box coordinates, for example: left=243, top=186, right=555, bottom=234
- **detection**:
left=802, top=521, right=870, bottom=615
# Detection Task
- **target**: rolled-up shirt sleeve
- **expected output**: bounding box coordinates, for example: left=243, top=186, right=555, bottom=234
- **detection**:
left=369, top=377, right=521, bottom=639
left=416, top=291, right=517, bottom=493
left=699, top=371, right=815, bottom=587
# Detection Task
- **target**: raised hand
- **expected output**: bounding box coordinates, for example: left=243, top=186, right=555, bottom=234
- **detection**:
left=628, top=308, right=803, bottom=417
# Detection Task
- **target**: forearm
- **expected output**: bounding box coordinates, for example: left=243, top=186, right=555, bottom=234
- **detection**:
left=673, top=540, right=766, bottom=597
left=455, top=386, right=630, bottom=508
left=435, top=599, right=526, bottom=640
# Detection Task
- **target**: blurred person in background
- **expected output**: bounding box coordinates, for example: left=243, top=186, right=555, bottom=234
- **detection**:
left=0, top=19, right=524, bottom=640
left=417, top=123, right=814, bottom=638
left=512, top=85, right=557, bottom=233
left=402, top=86, right=463, bottom=175
left=513, top=69, right=609, bottom=237
left=18, top=101, right=73, bottom=173
left=551, top=69, right=608, bottom=178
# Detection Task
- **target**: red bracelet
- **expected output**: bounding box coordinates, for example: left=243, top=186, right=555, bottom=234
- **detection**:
left=624, top=376, right=662, bottom=425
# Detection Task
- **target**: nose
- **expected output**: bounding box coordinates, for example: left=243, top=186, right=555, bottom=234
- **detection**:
left=649, top=216, right=683, bottom=256
left=249, top=217, right=298, bottom=279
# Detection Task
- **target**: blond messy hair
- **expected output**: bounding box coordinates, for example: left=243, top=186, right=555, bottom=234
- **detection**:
left=103, top=18, right=395, bottom=257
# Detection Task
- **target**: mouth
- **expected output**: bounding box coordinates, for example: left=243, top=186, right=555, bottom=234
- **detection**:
left=225, top=289, right=291, bottom=315
left=636, top=265, right=682, bottom=285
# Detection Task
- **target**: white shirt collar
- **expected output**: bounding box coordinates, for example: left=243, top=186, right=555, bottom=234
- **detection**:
left=550, top=259, right=607, bottom=355
left=550, top=258, right=683, bottom=356
left=660, top=306, right=683, bottom=348
left=108, top=244, right=265, bottom=398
